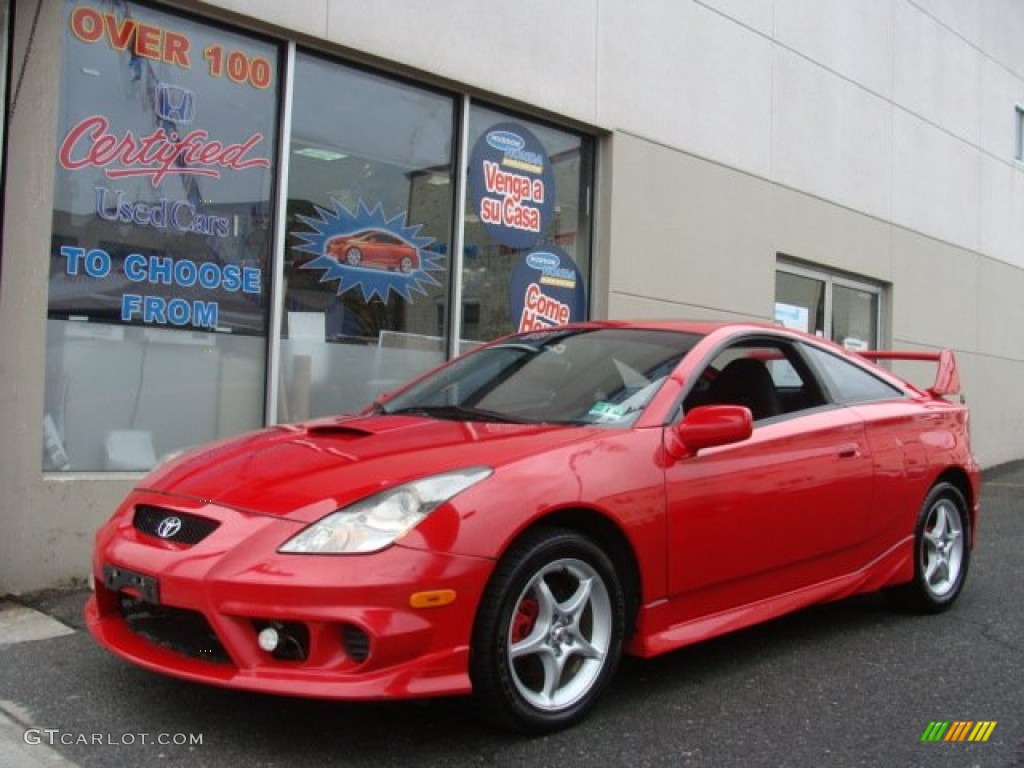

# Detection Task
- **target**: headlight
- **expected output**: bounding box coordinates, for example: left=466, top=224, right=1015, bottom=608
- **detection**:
left=278, top=466, right=493, bottom=554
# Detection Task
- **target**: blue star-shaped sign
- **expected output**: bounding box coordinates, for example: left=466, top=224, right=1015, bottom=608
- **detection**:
left=291, top=201, right=445, bottom=302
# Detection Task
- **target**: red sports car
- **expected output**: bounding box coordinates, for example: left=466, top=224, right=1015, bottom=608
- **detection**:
left=325, top=230, right=420, bottom=273
left=85, top=321, right=979, bottom=732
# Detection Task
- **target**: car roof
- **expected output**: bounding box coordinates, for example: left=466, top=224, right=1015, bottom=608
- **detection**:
left=555, top=319, right=783, bottom=336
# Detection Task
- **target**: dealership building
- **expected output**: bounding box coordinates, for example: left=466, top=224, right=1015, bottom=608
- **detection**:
left=2, top=0, right=1022, bottom=592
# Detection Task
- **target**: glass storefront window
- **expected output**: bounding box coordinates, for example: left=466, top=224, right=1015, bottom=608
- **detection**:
left=462, top=105, right=593, bottom=344
left=41, top=5, right=596, bottom=467
left=282, top=52, right=455, bottom=420
left=44, top=1, right=279, bottom=471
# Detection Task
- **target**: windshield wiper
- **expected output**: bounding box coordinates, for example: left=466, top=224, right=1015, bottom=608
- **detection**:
left=385, top=405, right=538, bottom=424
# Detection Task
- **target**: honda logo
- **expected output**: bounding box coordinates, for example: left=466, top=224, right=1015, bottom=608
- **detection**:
left=156, top=516, right=183, bottom=539
left=155, top=83, right=196, bottom=123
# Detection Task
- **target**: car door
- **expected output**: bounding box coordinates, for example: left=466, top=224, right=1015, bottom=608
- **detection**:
left=664, top=336, right=874, bottom=613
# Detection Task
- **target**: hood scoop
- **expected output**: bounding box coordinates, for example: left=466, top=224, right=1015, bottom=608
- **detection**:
left=304, top=423, right=376, bottom=438
left=300, top=414, right=425, bottom=439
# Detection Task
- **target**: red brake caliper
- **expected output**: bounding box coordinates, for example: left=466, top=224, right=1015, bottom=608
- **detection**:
left=511, top=596, right=539, bottom=643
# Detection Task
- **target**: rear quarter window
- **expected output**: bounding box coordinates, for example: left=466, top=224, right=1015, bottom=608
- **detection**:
left=803, top=344, right=905, bottom=404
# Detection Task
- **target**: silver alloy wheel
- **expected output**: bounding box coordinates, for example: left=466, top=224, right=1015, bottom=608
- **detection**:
left=922, top=497, right=964, bottom=598
left=505, top=557, right=612, bottom=712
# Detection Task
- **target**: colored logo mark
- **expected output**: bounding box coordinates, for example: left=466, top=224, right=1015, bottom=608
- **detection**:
left=921, top=721, right=997, bottom=742
left=155, top=82, right=197, bottom=123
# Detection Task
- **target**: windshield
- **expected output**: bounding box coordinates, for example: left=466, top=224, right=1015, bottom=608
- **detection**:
left=380, top=328, right=701, bottom=426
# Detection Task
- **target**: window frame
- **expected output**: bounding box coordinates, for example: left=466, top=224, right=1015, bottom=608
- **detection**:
left=1016, top=104, right=1024, bottom=163
left=776, top=259, right=885, bottom=351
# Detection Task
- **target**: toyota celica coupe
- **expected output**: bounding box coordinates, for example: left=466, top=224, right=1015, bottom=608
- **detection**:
left=86, top=321, right=979, bottom=732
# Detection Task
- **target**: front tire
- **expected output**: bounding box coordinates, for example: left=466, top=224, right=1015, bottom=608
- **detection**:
left=885, top=482, right=970, bottom=613
left=470, top=528, right=625, bottom=733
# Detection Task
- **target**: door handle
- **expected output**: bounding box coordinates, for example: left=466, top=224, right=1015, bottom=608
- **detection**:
left=837, top=444, right=860, bottom=459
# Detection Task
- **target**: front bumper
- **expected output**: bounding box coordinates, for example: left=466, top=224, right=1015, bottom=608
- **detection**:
left=86, top=492, right=494, bottom=699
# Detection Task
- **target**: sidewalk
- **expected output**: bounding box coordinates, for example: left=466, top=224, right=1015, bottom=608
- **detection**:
left=0, top=600, right=81, bottom=767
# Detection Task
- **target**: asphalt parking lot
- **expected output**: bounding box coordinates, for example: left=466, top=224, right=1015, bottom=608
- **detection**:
left=1, top=462, right=1022, bottom=768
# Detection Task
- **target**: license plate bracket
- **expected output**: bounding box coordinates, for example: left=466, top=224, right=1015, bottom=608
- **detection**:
left=103, top=564, right=160, bottom=605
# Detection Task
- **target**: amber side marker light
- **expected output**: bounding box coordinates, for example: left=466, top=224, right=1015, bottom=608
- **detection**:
left=409, top=590, right=456, bottom=608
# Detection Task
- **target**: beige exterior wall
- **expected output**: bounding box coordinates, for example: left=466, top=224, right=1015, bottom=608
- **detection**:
left=605, top=130, right=1024, bottom=472
left=1, top=0, right=1022, bottom=591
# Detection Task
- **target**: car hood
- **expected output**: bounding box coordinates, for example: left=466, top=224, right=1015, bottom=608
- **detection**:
left=138, top=414, right=598, bottom=521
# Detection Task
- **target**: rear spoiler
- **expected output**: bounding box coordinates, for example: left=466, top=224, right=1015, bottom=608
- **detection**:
left=857, top=349, right=960, bottom=398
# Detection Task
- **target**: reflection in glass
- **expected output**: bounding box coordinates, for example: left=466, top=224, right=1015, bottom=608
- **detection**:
left=775, top=271, right=825, bottom=336
left=832, top=284, right=878, bottom=351
left=44, top=1, right=278, bottom=471
left=462, top=105, right=593, bottom=343
left=282, top=52, right=455, bottom=420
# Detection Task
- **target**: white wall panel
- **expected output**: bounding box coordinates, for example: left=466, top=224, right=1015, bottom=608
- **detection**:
left=596, top=1, right=773, bottom=177
left=981, top=0, right=1024, bottom=78
left=979, top=155, right=1024, bottom=270
left=968, top=354, right=1024, bottom=467
left=892, top=110, right=981, bottom=252
left=976, top=257, right=1024, bottom=359
left=607, top=292, right=762, bottom=323
left=890, top=230, right=979, bottom=353
left=606, top=134, right=774, bottom=319
left=205, top=0, right=328, bottom=37
left=321, top=0, right=600, bottom=124
left=769, top=187, right=894, bottom=282
left=774, top=0, right=894, bottom=97
left=980, top=57, right=1024, bottom=162
left=771, top=49, right=892, bottom=221
left=697, top=0, right=774, bottom=36
left=894, top=0, right=982, bottom=145
left=910, top=0, right=983, bottom=49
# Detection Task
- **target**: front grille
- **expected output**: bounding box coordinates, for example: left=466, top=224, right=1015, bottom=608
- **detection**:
left=133, top=505, right=219, bottom=545
left=119, top=596, right=231, bottom=665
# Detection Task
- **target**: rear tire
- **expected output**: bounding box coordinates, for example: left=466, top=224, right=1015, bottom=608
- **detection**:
left=884, top=482, right=970, bottom=613
left=470, top=528, right=624, bottom=733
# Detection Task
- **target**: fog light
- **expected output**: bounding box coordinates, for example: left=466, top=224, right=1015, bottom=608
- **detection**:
left=257, top=626, right=280, bottom=652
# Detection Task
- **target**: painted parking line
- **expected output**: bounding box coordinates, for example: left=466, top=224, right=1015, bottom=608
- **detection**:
left=0, top=603, right=80, bottom=766
left=0, top=602, right=76, bottom=646
left=0, top=707, right=79, bottom=768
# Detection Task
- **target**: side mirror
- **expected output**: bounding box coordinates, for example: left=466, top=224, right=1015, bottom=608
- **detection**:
left=666, top=405, right=753, bottom=459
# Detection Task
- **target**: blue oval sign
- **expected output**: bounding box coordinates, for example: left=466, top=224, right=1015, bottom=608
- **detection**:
left=510, top=246, right=585, bottom=332
left=526, top=252, right=561, bottom=271
left=485, top=130, right=526, bottom=153
left=469, top=122, right=555, bottom=250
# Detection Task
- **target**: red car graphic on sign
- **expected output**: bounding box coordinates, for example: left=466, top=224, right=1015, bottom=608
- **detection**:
left=325, top=230, right=420, bottom=274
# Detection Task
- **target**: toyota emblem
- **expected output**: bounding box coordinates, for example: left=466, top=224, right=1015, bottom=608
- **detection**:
left=156, top=516, right=183, bottom=539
